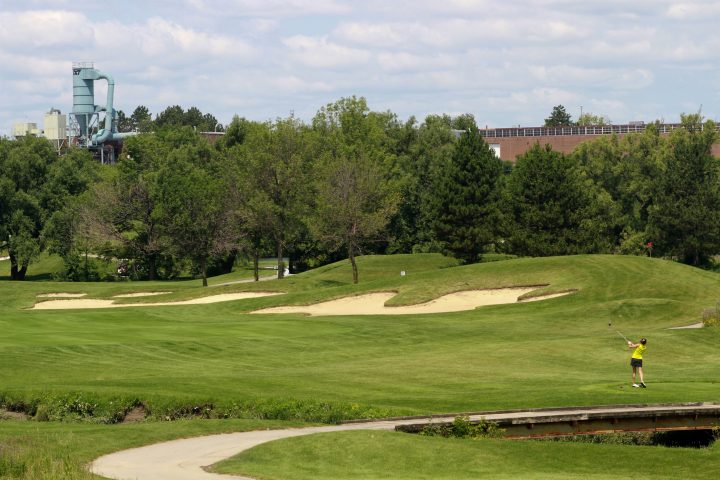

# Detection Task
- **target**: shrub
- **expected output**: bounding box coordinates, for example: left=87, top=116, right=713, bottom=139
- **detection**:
left=34, top=405, right=50, bottom=422
left=1, top=393, right=138, bottom=424
left=1, top=392, right=391, bottom=424
left=538, top=430, right=716, bottom=448
left=420, top=416, right=504, bottom=439
left=702, top=302, right=720, bottom=327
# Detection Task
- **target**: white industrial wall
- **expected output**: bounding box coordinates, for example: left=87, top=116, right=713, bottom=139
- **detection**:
left=43, top=113, right=67, bottom=141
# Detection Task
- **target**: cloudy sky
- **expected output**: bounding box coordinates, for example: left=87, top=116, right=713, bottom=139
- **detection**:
left=1, top=0, right=719, bottom=135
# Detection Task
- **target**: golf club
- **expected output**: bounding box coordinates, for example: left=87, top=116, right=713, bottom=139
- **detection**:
left=615, top=330, right=631, bottom=343
left=609, top=321, right=631, bottom=343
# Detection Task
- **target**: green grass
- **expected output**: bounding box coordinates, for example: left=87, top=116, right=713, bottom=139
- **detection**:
left=0, top=418, right=308, bottom=480
left=213, top=430, right=720, bottom=480
left=2, top=253, right=720, bottom=478
left=2, top=254, right=720, bottom=416
left=0, top=252, right=66, bottom=281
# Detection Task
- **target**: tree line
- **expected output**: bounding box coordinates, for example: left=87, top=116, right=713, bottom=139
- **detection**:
left=115, top=105, right=223, bottom=134
left=1, top=97, right=718, bottom=283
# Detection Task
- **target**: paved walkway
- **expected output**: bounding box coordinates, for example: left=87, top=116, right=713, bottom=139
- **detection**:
left=90, top=420, right=399, bottom=480
left=90, top=403, right=720, bottom=480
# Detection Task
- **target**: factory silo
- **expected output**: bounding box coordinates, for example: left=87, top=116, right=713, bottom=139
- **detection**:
left=44, top=108, right=67, bottom=152
left=70, top=62, right=134, bottom=162
left=72, top=62, right=97, bottom=141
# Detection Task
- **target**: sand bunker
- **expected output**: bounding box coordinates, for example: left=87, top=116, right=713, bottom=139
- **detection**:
left=37, top=293, right=87, bottom=298
left=669, top=322, right=704, bottom=330
left=113, top=292, right=172, bottom=298
left=252, top=288, right=573, bottom=316
left=32, top=292, right=281, bottom=310
left=519, top=292, right=574, bottom=302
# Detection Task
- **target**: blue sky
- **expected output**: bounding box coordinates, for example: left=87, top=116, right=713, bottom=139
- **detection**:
left=1, top=0, right=719, bottom=136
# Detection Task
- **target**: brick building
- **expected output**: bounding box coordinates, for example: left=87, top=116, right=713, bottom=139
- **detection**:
left=478, top=124, right=720, bottom=162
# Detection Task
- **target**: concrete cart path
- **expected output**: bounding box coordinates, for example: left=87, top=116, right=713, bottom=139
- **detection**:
left=90, top=403, right=720, bottom=480
left=90, top=420, right=399, bottom=480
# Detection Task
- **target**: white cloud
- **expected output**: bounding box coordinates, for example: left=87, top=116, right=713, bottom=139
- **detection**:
left=0, top=52, right=68, bottom=78
left=1, top=0, right=719, bottom=135
left=282, top=35, right=372, bottom=68
left=358, top=0, right=498, bottom=17
left=0, top=10, right=92, bottom=49
left=186, top=0, right=351, bottom=16
left=269, top=75, right=334, bottom=93
left=92, top=18, right=256, bottom=60
left=376, top=51, right=458, bottom=72
left=500, top=88, right=581, bottom=108
left=245, top=18, right=279, bottom=34
left=529, top=65, right=654, bottom=89
left=334, top=18, right=585, bottom=49
left=665, top=2, right=720, bottom=19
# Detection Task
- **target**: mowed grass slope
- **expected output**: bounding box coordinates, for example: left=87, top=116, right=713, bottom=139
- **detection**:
left=214, top=430, right=720, bottom=480
left=1, top=254, right=719, bottom=417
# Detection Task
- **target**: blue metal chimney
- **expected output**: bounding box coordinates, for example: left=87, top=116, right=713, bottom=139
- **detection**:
left=71, top=62, right=134, bottom=147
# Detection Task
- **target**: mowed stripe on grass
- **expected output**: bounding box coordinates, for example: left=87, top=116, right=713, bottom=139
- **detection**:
left=1, top=254, right=720, bottom=414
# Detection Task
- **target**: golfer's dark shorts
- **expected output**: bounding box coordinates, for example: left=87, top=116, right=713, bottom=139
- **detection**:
left=631, top=358, right=643, bottom=368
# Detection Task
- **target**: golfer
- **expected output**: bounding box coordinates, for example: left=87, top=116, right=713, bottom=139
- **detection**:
left=628, top=338, right=647, bottom=388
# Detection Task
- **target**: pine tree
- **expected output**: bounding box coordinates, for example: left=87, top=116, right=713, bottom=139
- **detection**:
left=544, top=105, right=573, bottom=126
left=505, top=144, right=601, bottom=256
left=433, top=127, right=503, bottom=263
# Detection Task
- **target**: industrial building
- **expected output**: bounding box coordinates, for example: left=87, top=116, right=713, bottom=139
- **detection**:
left=11, top=62, right=135, bottom=163
left=480, top=123, right=720, bottom=162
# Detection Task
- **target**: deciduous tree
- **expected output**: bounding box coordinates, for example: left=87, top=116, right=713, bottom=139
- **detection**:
left=647, top=116, right=720, bottom=265
left=312, top=150, right=399, bottom=284
left=245, top=117, right=312, bottom=279
left=0, top=136, right=57, bottom=279
left=155, top=146, right=238, bottom=286
left=310, top=96, right=401, bottom=281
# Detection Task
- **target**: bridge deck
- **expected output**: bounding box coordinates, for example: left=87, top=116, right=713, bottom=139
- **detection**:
left=387, top=403, right=720, bottom=438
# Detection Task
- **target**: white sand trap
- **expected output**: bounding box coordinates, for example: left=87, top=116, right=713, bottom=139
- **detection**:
left=669, top=322, right=704, bottom=330
left=32, top=292, right=281, bottom=310
left=252, top=288, right=573, bottom=316
left=519, top=291, right=575, bottom=302
left=36, top=293, right=87, bottom=298
left=113, top=292, right=172, bottom=298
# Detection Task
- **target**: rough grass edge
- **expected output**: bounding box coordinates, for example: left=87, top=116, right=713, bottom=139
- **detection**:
left=0, top=392, right=393, bottom=424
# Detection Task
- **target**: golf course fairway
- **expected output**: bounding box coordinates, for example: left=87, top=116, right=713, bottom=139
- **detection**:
left=1, top=253, right=719, bottom=478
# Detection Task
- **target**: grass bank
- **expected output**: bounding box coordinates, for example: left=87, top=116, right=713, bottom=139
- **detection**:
left=2, top=253, right=720, bottom=478
left=213, top=429, right=720, bottom=480
left=0, top=419, right=308, bottom=480
left=2, top=255, right=719, bottom=420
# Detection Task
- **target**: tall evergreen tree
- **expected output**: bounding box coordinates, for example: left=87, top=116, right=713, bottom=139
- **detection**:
left=544, top=105, right=573, bottom=126
left=505, top=144, right=612, bottom=256
left=130, top=105, right=153, bottom=132
left=433, top=126, right=503, bottom=263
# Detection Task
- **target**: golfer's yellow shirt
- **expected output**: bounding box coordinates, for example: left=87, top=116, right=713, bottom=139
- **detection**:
left=632, top=344, right=646, bottom=360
